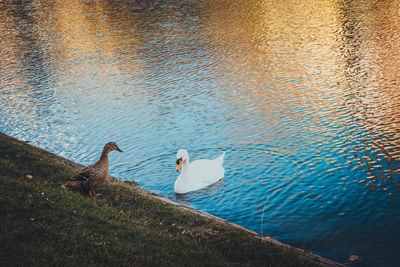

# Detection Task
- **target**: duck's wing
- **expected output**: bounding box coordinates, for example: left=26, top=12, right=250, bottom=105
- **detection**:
left=64, top=166, right=95, bottom=192
left=75, top=165, right=101, bottom=186
left=70, top=166, right=92, bottom=182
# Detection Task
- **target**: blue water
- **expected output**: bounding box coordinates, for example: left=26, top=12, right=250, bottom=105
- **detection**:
left=1, top=0, right=400, bottom=265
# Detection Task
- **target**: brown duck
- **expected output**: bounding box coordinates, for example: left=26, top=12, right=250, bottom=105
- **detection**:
left=63, top=142, right=123, bottom=197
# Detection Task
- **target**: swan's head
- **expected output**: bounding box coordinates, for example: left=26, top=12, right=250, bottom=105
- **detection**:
left=176, top=149, right=189, bottom=172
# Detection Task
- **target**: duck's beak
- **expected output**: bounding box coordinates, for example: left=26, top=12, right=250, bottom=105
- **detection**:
left=116, top=147, right=123, bottom=152
left=176, top=158, right=182, bottom=172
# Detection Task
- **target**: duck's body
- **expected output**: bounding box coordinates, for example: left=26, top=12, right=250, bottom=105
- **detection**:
left=63, top=142, right=122, bottom=197
left=175, top=149, right=225, bottom=194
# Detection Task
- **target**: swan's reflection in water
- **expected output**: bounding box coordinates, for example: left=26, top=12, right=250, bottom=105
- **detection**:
left=173, top=179, right=225, bottom=206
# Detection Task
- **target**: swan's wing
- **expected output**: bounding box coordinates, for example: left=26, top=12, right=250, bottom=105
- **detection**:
left=189, top=157, right=225, bottom=183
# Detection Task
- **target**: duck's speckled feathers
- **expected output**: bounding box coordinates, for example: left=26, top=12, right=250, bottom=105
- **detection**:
left=67, top=165, right=106, bottom=193
left=63, top=142, right=122, bottom=197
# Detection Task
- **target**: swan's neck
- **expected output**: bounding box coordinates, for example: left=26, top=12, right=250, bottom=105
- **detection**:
left=180, top=159, right=190, bottom=175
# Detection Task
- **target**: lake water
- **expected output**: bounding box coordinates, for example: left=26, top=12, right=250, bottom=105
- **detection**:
left=1, top=0, right=400, bottom=265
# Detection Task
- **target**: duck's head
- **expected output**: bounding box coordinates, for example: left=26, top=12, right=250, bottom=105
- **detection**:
left=103, top=142, right=123, bottom=153
left=176, top=149, right=189, bottom=172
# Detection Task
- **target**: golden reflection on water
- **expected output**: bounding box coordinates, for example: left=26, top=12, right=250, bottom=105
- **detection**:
left=0, top=3, right=39, bottom=123
left=202, top=0, right=350, bottom=154
left=31, top=0, right=150, bottom=109
left=1, top=0, right=400, bottom=200
left=49, top=1, right=141, bottom=71
left=333, top=0, right=400, bottom=200
left=202, top=0, right=400, bottom=199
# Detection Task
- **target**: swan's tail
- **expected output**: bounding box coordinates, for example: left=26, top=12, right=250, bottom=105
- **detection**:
left=217, top=152, right=225, bottom=163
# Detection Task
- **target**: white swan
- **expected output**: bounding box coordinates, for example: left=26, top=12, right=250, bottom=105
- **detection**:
left=174, top=149, right=225, bottom=194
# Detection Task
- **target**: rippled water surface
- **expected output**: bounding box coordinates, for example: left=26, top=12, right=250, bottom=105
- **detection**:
left=2, top=0, right=400, bottom=265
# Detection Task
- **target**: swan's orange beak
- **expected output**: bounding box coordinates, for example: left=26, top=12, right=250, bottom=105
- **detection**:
left=176, top=158, right=182, bottom=172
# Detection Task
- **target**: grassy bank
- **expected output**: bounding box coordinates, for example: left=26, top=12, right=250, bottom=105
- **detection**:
left=0, top=132, right=339, bottom=266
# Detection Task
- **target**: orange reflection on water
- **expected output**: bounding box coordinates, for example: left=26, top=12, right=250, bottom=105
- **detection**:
left=202, top=0, right=400, bottom=198
left=202, top=0, right=346, bottom=139
left=1, top=0, right=400, bottom=199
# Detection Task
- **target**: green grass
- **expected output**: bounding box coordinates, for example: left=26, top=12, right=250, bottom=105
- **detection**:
left=0, top=133, right=335, bottom=266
